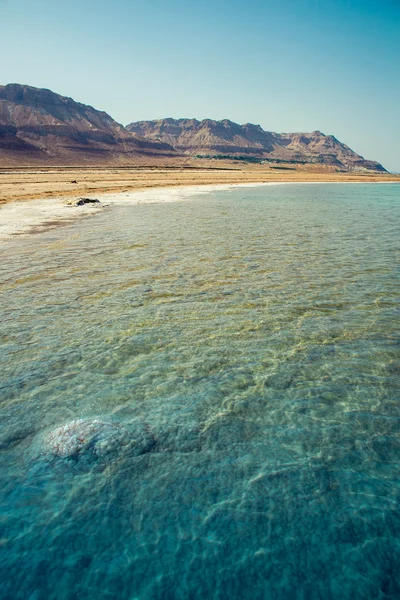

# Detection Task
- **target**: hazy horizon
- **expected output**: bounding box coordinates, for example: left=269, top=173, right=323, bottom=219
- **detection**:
left=1, top=0, right=399, bottom=171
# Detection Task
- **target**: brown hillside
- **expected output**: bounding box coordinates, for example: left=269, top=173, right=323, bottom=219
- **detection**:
left=127, top=118, right=386, bottom=172
left=0, top=84, right=176, bottom=166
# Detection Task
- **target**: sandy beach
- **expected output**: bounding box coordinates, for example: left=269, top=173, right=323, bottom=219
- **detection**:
left=0, top=165, right=399, bottom=240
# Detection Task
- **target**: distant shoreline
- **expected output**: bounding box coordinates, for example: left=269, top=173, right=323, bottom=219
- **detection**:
left=0, top=170, right=399, bottom=241
left=2, top=165, right=399, bottom=206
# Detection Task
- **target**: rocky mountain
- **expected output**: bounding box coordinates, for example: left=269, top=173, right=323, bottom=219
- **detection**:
left=0, top=85, right=387, bottom=171
left=127, top=118, right=386, bottom=172
left=0, top=84, right=176, bottom=165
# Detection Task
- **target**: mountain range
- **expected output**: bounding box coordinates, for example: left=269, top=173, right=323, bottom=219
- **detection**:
left=127, top=118, right=386, bottom=172
left=0, top=84, right=175, bottom=165
left=0, top=84, right=387, bottom=172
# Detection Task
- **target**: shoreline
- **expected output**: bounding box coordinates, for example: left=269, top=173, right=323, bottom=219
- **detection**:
left=0, top=178, right=399, bottom=241
left=2, top=165, right=399, bottom=206
left=0, top=182, right=274, bottom=240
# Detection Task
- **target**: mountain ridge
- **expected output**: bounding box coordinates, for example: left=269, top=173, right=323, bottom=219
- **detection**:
left=127, top=118, right=387, bottom=172
left=0, top=84, right=387, bottom=172
left=0, top=83, right=176, bottom=165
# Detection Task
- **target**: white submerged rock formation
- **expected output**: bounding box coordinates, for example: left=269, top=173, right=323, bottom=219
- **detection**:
left=32, top=417, right=155, bottom=469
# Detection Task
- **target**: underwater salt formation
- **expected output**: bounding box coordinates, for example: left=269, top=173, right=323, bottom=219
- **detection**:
left=33, top=417, right=155, bottom=469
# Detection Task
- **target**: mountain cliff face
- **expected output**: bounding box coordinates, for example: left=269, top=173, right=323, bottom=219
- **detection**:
left=127, top=118, right=386, bottom=172
left=0, top=84, right=175, bottom=165
left=0, top=85, right=387, bottom=171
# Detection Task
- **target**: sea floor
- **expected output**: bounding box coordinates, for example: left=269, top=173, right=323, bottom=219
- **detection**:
left=0, top=183, right=399, bottom=599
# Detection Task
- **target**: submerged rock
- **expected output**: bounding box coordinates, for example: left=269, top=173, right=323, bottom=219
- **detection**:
left=31, top=417, right=155, bottom=469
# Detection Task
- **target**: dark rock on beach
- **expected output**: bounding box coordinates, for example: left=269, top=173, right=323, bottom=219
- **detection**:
left=76, top=198, right=101, bottom=206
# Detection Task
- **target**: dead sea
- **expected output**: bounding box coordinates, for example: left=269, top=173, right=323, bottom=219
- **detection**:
left=0, top=182, right=399, bottom=599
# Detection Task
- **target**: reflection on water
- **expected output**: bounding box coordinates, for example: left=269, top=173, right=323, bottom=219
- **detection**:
left=0, top=184, right=399, bottom=599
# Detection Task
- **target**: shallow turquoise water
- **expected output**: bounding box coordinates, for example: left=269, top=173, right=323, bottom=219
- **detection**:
left=0, top=183, right=399, bottom=599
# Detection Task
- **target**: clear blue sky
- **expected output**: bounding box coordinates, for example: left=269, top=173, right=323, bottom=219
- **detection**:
left=1, top=0, right=399, bottom=171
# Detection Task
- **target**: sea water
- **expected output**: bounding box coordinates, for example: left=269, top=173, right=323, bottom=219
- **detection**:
left=0, top=183, right=399, bottom=599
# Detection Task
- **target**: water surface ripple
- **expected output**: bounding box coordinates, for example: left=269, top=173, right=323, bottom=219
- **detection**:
left=0, top=184, right=399, bottom=599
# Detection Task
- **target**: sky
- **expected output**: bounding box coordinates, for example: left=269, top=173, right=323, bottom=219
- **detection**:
left=1, top=0, right=399, bottom=171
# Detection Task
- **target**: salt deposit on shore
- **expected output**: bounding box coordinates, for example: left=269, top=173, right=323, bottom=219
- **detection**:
left=0, top=180, right=393, bottom=241
left=0, top=182, right=273, bottom=241
left=0, top=196, right=102, bottom=240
